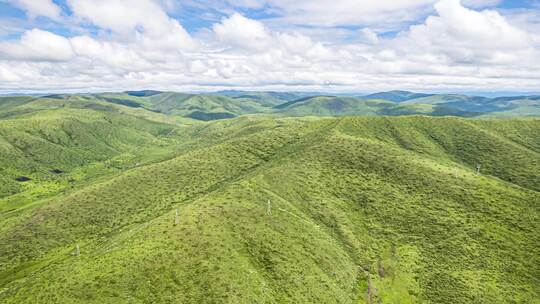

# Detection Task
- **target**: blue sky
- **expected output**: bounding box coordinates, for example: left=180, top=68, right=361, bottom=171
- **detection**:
left=0, top=0, right=539, bottom=93
left=1, top=0, right=538, bottom=35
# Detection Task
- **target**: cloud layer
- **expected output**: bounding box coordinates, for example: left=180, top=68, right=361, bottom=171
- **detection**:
left=0, top=0, right=538, bottom=92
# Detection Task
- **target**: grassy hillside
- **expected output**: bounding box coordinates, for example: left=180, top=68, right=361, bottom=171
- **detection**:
left=3, top=91, right=539, bottom=121
left=274, top=95, right=483, bottom=118
left=276, top=96, right=394, bottom=117
left=480, top=98, right=540, bottom=117
left=0, top=99, right=185, bottom=210
left=95, top=92, right=273, bottom=120
left=363, top=91, right=433, bottom=102
left=0, top=114, right=538, bottom=303
left=0, top=95, right=180, bottom=124
left=218, top=91, right=314, bottom=106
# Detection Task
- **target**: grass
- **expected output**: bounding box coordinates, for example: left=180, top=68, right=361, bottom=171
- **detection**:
left=277, top=96, right=393, bottom=117
left=0, top=102, right=184, bottom=208
left=0, top=105, right=538, bottom=303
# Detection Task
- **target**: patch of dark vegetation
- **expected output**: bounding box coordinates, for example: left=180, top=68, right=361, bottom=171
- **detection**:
left=365, top=100, right=394, bottom=108
left=492, top=95, right=540, bottom=102
left=43, top=94, right=67, bottom=99
left=83, top=103, right=117, bottom=113
left=125, top=90, right=162, bottom=97
left=102, top=97, right=143, bottom=108
left=15, top=176, right=32, bottom=182
left=186, top=111, right=236, bottom=121
left=274, top=95, right=337, bottom=109
left=377, top=107, right=415, bottom=116
left=233, top=94, right=260, bottom=99
left=50, top=169, right=64, bottom=174
left=0, top=109, right=36, bottom=119
left=377, top=105, right=481, bottom=117
left=364, top=91, right=434, bottom=102
left=442, top=101, right=501, bottom=113
left=431, top=105, right=481, bottom=117
left=326, top=98, right=347, bottom=112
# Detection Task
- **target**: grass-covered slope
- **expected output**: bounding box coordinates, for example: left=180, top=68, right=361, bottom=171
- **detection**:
left=4, top=91, right=539, bottom=121
left=363, top=90, right=434, bottom=102
left=0, top=99, right=180, bottom=206
left=272, top=95, right=477, bottom=118
left=276, top=96, right=394, bottom=116
left=392, top=94, right=540, bottom=117
left=218, top=91, right=314, bottom=106
left=97, top=92, right=273, bottom=120
left=0, top=94, right=179, bottom=124
left=0, top=115, right=538, bottom=303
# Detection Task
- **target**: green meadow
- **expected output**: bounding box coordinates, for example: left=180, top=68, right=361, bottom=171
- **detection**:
left=0, top=93, right=539, bottom=303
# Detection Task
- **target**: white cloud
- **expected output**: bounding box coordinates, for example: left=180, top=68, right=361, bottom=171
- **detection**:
left=221, top=0, right=503, bottom=27
left=0, top=0, right=539, bottom=93
left=0, top=29, right=73, bottom=61
left=359, top=28, right=380, bottom=44
left=213, top=13, right=271, bottom=51
left=0, top=64, right=20, bottom=81
left=399, top=0, right=536, bottom=65
left=69, top=36, right=148, bottom=69
left=264, top=0, right=436, bottom=27
left=67, top=0, right=194, bottom=50
left=9, top=0, right=61, bottom=20
left=277, top=32, right=315, bottom=54
left=212, top=13, right=326, bottom=57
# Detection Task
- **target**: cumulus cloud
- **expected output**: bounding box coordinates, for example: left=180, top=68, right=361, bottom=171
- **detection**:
left=222, top=0, right=502, bottom=28
left=68, top=0, right=194, bottom=50
left=0, top=29, right=73, bottom=61
left=277, top=32, right=316, bottom=54
left=70, top=36, right=148, bottom=69
left=10, top=0, right=61, bottom=20
left=213, top=13, right=271, bottom=51
left=416, top=0, right=530, bottom=49
left=212, top=13, right=330, bottom=60
left=396, top=0, right=537, bottom=66
left=0, top=0, right=538, bottom=92
left=0, top=64, right=20, bottom=81
left=359, top=28, right=380, bottom=44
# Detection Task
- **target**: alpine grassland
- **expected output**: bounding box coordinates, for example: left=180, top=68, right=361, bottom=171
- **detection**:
left=2, top=0, right=539, bottom=301
left=0, top=96, right=538, bottom=304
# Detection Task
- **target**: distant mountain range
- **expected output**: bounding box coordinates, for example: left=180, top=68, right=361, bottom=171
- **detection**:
left=1, top=90, right=539, bottom=121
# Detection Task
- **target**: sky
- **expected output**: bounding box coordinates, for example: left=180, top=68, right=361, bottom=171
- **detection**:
left=0, top=0, right=539, bottom=93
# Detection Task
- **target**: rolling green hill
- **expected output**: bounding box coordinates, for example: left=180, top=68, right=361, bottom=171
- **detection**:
left=401, top=94, right=475, bottom=105
left=363, top=91, right=434, bottom=102
left=0, top=95, right=180, bottom=124
left=397, top=94, right=540, bottom=116
left=269, top=93, right=539, bottom=118
left=0, top=109, right=538, bottom=303
left=354, top=92, right=540, bottom=117
left=275, top=96, right=394, bottom=116
left=0, top=98, right=184, bottom=210
left=218, top=91, right=315, bottom=106
left=93, top=92, right=272, bottom=120
left=3, top=90, right=539, bottom=122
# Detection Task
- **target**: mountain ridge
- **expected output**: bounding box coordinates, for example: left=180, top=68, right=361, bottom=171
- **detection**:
left=2, top=90, right=539, bottom=121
